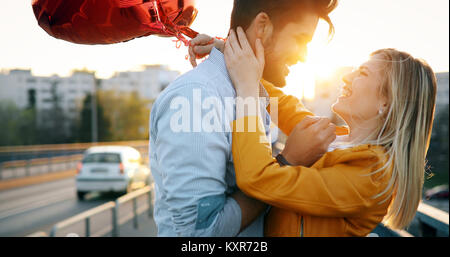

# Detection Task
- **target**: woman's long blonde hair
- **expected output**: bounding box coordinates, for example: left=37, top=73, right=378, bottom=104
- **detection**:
left=359, top=49, right=437, bottom=230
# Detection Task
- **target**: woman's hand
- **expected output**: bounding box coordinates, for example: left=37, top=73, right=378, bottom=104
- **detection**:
left=188, top=34, right=225, bottom=67
left=281, top=116, right=336, bottom=167
left=224, top=27, right=265, bottom=99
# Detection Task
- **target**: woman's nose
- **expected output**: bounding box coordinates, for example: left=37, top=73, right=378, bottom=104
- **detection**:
left=342, top=73, right=352, bottom=85
left=342, top=70, right=357, bottom=84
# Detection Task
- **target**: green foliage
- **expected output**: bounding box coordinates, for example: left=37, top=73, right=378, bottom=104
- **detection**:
left=0, top=102, right=38, bottom=146
left=424, top=105, right=449, bottom=189
left=98, top=90, right=152, bottom=141
left=1, top=89, right=152, bottom=146
left=75, top=90, right=151, bottom=142
left=76, top=93, right=112, bottom=142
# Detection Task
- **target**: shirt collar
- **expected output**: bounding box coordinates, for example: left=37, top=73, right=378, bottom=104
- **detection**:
left=207, top=47, right=269, bottom=108
left=259, top=83, right=270, bottom=108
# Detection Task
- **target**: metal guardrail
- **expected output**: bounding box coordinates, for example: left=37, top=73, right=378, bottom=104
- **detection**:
left=113, top=184, right=154, bottom=237
left=26, top=231, right=49, bottom=237
left=373, top=202, right=449, bottom=237
left=0, top=150, right=149, bottom=180
left=0, top=140, right=149, bottom=154
left=0, top=154, right=83, bottom=180
left=416, top=202, right=449, bottom=237
left=373, top=223, right=414, bottom=237
left=50, top=201, right=116, bottom=237
left=46, top=184, right=154, bottom=237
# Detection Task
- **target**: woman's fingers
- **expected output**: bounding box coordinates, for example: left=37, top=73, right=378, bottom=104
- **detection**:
left=228, top=29, right=242, bottom=54
left=188, top=46, right=197, bottom=67
left=311, top=117, right=332, bottom=131
left=236, top=27, right=251, bottom=52
left=236, top=27, right=265, bottom=68
left=224, top=35, right=233, bottom=56
left=193, top=45, right=213, bottom=58
left=297, top=116, right=321, bottom=129
left=255, top=38, right=265, bottom=68
left=326, top=123, right=337, bottom=142
left=188, top=33, right=216, bottom=67
left=190, top=34, right=214, bottom=46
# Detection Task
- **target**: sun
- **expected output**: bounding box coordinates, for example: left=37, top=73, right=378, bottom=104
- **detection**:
left=284, top=21, right=343, bottom=100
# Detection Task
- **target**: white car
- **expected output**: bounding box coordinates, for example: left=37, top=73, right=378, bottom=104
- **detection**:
left=76, top=146, right=151, bottom=200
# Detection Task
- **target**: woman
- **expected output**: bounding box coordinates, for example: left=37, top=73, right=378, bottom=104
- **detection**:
left=189, top=29, right=437, bottom=236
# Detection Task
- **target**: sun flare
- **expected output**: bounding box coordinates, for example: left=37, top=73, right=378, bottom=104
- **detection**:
left=285, top=21, right=346, bottom=101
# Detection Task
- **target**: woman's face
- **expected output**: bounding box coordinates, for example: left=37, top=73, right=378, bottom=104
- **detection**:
left=332, top=54, right=389, bottom=124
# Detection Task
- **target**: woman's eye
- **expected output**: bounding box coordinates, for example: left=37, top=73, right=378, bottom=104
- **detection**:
left=359, top=70, right=368, bottom=76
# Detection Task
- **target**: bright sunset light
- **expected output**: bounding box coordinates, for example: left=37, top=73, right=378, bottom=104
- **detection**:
left=0, top=0, right=448, bottom=102
left=285, top=20, right=343, bottom=100
left=0, top=0, right=448, bottom=240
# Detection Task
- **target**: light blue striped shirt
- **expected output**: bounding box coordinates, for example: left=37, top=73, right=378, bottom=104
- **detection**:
left=149, top=48, right=270, bottom=237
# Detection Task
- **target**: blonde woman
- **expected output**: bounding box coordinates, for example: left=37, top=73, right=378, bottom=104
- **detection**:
left=189, top=28, right=437, bottom=236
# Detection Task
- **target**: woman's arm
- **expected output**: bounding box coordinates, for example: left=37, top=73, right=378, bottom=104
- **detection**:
left=262, top=80, right=315, bottom=136
left=231, top=115, right=391, bottom=217
left=263, top=80, right=349, bottom=137
left=187, top=34, right=349, bottom=138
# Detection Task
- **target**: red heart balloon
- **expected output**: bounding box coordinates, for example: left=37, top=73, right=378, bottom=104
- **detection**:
left=32, top=0, right=199, bottom=45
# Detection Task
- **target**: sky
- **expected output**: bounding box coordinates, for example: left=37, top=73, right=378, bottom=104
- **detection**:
left=0, top=0, right=448, bottom=98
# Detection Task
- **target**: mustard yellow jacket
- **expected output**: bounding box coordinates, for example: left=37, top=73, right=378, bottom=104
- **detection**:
left=230, top=80, right=393, bottom=237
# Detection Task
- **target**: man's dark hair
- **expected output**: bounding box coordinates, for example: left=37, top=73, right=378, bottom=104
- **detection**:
left=230, top=0, right=338, bottom=36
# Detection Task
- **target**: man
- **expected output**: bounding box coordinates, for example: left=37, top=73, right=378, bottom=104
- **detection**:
left=149, top=0, right=338, bottom=237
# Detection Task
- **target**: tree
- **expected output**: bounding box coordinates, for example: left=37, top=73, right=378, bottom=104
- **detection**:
left=98, top=90, right=151, bottom=141
left=77, top=93, right=111, bottom=142
left=0, top=101, right=38, bottom=146
left=424, top=104, right=449, bottom=189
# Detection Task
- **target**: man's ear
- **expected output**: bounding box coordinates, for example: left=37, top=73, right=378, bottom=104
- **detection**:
left=252, top=12, right=273, bottom=44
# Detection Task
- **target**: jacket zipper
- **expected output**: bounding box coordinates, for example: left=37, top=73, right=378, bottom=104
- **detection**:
left=300, top=216, right=304, bottom=237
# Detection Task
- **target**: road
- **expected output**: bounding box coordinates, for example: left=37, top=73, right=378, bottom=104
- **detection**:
left=0, top=178, right=118, bottom=236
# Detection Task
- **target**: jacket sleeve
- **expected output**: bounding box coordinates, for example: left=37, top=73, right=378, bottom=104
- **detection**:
left=262, top=80, right=349, bottom=136
left=262, top=80, right=314, bottom=136
left=232, top=116, right=390, bottom=218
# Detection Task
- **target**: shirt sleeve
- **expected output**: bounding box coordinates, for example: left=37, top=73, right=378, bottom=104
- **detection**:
left=151, top=83, right=241, bottom=236
left=231, top=116, right=392, bottom=218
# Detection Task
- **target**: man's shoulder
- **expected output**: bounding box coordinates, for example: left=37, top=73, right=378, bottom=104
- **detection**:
left=156, top=66, right=213, bottom=101
left=154, top=62, right=234, bottom=109
left=151, top=67, right=214, bottom=121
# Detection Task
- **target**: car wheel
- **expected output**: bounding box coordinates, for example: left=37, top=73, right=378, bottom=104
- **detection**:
left=77, top=191, right=87, bottom=201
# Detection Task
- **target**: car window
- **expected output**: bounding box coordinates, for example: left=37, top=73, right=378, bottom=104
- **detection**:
left=83, top=153, right=121, bottom=163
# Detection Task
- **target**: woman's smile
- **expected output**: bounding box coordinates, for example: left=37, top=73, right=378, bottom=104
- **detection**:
left=339, top=84, right=353, bottom=98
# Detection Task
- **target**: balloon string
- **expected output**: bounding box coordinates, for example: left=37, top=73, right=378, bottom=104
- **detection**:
left=173, top=39, right=183, bottom=49
left=215, top=36, right=227, bottom=42
left=177, top=36, right=227, bottom=61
